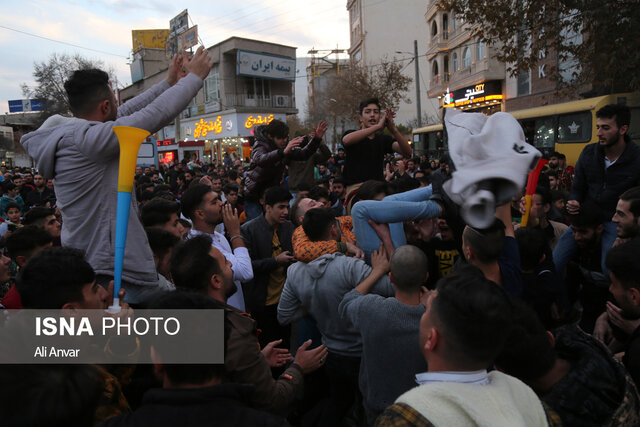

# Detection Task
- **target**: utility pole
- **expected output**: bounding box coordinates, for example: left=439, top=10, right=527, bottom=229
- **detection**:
left=414, top=40, right=422, bottom=128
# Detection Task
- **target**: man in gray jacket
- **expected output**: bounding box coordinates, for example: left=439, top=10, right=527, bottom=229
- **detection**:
left=278, top=207, right=393, bottom=425
left=21, top=47, right=213, bottom=303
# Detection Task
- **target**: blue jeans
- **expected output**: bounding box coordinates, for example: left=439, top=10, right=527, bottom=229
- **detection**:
left=351, top=186, right=441, bottom=258
left=552, top=221, right=618, bottom=278
left=244, top=200, right=263, bottom=222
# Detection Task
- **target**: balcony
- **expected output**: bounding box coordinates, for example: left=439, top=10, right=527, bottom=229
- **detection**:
left=427, top=31, right=450, bottom=56
left=225, top=94, right=296, bottom=109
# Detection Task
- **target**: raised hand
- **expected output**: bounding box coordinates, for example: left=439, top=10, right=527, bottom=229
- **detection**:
left=284, top=136, right=305, bottom=155
left=312, top=121, right=329, bottom=139
left=384, top=108, right=397, bottom=130
left=166, top=52, right=187, bottom=86
left=184, top=46, right=214, bottom=80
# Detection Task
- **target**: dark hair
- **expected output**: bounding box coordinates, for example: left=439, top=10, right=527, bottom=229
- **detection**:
left=141, top=198, right=180, bottom=227
left=605, top=239, right=640, bottom=290
left=263, top=119, right=289, bottom=139
left=309, top=185, right=330, bottom=202
left=222, top=182, right=240, bottom=195
left=619, top=186, right=640, bottom=218
left=171, top=235, right=221, bottom=292
left=332, top=177, right=345, bottom=186
left=23, top=207, right=55, bottom=227
left=17, top=247, right=95, bottom=309
left=178, top=218, right=191, bottom=229
left=2, top=181, right=16, bottom=193
left=140, top=190, right=155, bottom=203
left=390, top=245, right=428, bottom=292
left=180, top=184, right=212, bottom=220
left=432, top=265, right=513, bottom=368
left=550, top=190, right=567, bottom=203
left=596, top=103, right=631, bottom=129
left=290, top=196, right=305, bottom=227
left=534, top=186, right=552, bottom=206
left=5, top=226, right=53, bottom=261
left=358, top=97, right=381, bottom=115
left=515, top=227, right=547, bottom=271
left=64, top=68, right=112, bottom=116
left=302, top=208, right=336, bottom=241
left=462, top=219, right=506, bottom=263
left=264, top=186, right=292, bottom=207
left=569, top=201, right=603, bottom=229
left=4, top=201, right=20, bottom=214
left=494, top=299, right=556, bottom=383
left=0, top=364, right=104, bottom=427
left=356, top=180, right=388, bottom=202
left=546, top=169, right=559, bottom=179
left=145, top=227, right=180, bottom=260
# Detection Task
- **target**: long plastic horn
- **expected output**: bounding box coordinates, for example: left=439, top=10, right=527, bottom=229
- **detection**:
left=108, top=126, right=150, bottom=313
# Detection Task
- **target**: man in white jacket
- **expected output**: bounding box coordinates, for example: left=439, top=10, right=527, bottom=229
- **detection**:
left=21, top=47, right=213, bottom=304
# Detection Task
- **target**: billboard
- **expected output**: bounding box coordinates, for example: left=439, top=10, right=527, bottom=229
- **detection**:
left=237, top=50, right=296, bottom=82
left=8, top=99, right=43, bottom=113
left=169, top=10, right=189, bottom=37
left=132, top=29, right=170, bottom=53
left=177, top=26, right=198, bottom=51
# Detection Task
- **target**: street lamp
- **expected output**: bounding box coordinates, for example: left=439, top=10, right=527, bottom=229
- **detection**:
left=396, top=40, right=422, bottom=127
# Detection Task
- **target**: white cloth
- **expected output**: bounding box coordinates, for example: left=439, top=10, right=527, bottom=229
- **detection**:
left=396, top=370, right=548, bottom=427
left=187, top=228, right=253, bottom=311
left=443, top=108, right=541, bottom=228
left=415, top=370, right=489, bottom=386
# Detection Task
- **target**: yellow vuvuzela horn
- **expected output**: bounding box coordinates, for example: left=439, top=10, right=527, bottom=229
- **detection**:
left=109, top=126, right=150, bottom=313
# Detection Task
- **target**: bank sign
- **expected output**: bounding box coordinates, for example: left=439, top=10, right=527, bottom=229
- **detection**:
left=443, top=81, right=503, bottom=108
left=236, top=50, right=296, bottom=82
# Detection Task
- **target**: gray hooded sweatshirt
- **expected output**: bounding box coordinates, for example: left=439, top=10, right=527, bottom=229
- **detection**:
left=21, top=73, right=203, bottom=287
left=278, top=252, right=394, bottom=357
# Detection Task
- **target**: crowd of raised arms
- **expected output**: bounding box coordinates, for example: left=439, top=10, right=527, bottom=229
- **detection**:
left=1, top=50, right=639, bottom=426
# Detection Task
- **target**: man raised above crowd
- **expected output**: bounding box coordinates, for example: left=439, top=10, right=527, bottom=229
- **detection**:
left=21, top=47, right=214, bottom=304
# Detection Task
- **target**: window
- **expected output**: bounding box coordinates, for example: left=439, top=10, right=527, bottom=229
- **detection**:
left=431, top=21, right=438, bottom=37
left=451, top=13, right=456, bottom=31
left=204, top=65, right=219, bottom=102
left=453, top=52, right=458, bottom=71
left=247, top=78, right=271, bottom=100
left=558, top=112, right=591, bottom=143
left=534, top=116, right=556, bottom=150
left=462, top=47, right=471, bottom=68
left=353, top=49, right=362, bottom=62
left=475, top=41, right=484, bottom=60
left=517, top=71, right=530, bottom=96
left=443, top=14, right=449, bottom=39
left=432, top=60, right=439, bottom=80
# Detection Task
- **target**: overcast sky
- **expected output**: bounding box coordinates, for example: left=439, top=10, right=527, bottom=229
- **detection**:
left=0, top=0, right=350, bottom=114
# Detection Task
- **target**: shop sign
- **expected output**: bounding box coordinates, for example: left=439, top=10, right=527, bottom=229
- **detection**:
left=244, top=114, right=274, bottom=129
left=194, top=117, right=223, bottom=138
left=443, top=81, right=503, bottom=108
left=236, top=50, right=296, bottom=81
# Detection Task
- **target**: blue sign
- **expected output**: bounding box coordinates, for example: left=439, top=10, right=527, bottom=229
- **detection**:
left=8, top=99, right=43, bottom=113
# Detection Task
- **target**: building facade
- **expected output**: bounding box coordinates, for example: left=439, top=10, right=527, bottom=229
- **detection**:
left=120, top=37, right=298, bottom=165
left=347, top=0, right=439, bottom=127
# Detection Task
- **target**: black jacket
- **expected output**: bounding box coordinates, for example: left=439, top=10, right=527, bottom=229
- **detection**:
left=101, top=383, right=288, bottom=427
left=241, top=215, right=295, bottom=314
left=569, top=141, right=640, bottom=220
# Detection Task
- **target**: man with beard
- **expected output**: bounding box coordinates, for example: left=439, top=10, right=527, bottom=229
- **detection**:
left=181, top=184, right=253, bottom=311
left=612, top=186, right=640, bottom=245
left=546, top=152, right=573, bottom=192
left=553, top=104, right=640, bottom=279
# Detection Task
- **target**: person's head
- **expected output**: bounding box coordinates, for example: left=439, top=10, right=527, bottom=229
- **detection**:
left=613, top=186, right=640, bottom=239
left=515, top=227, right=547, bottom=272
left=390, top=245, right=428, bottom=293
left=5, top=226, right=53, bottom=268
left=210, top=177, right=223, bottom=193
left=303, top=208, right=340, bottom=242
left=462, top=219, right=506, bottom=265
left=141, top=198, right=184, bottom=240
left=548, top=151, right=561, bottom=170
left=308, top=185, right=331, bottom=208
left=356, top=180, right=388, bottom=202
left=606, top=240, right=640, bottom=318
left=494, top=299, right=557, bottom=389
left=135, top=165, right=143, bottom=176
left=24, top=172, right=33, bottom=184
left=420, top=265, right=513, bottom=370
left=181, top=184, right=222, bottom=228
left=331, top=177, right=346, bottom=198
left=551, top=190, right=567, bottom=212
left=406, top=159, right=417, bottom=172
left=0, top=364, right=105, bottom=427
left=529, top=187, right=552, bottom=221
left=358, top=98, right=381, bottom=129
left=264, top=187, right=292, bottom=226
left=596, top=103, right=630, bottom=147
left=12, top=176, right=23, bottom=188
left=222, top=182, right=240, bottom=206
left=184, top=171, right=195, bottom=183
left=145, top=227, right=180, bottom=278
left=148, top=291, right=228, bottom=389
left=291, top=197, right=325, bottom=227
left=33, top=174, right=45, bottom=189
left=64, top=68, right=116, bottom=121
left=4, top=202, right=21, bottom=224
left=3, top=181, right=18, bottom=198
left=178, top=218, right=191, bottom=236
left=23, top=207, right=61, bottom=238
left=569, top=203, right=604, bottom=248
left=17, top=247, right=107, bottom=310
left=263, top=119, right=289, bottom=148
left=317, top=163, right=328, bottom=176
left=546, top=170, right=559, bottom=189
left=171, top=235, right=235, bottom=302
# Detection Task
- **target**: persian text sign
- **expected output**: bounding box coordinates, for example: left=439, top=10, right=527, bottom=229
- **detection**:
left=237, top=50, right=295, bottom=81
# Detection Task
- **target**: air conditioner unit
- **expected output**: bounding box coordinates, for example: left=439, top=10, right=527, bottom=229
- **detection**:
left=274, top=95, right=289, bottom=107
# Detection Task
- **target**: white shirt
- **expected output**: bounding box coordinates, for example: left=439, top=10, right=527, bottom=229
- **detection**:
left=415, top=370, right=490, bottom=386
left=187, top=228, right=254, bottom=311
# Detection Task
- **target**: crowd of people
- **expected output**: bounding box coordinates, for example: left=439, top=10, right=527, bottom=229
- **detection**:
left=0, top=53, right=639, bottom=426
